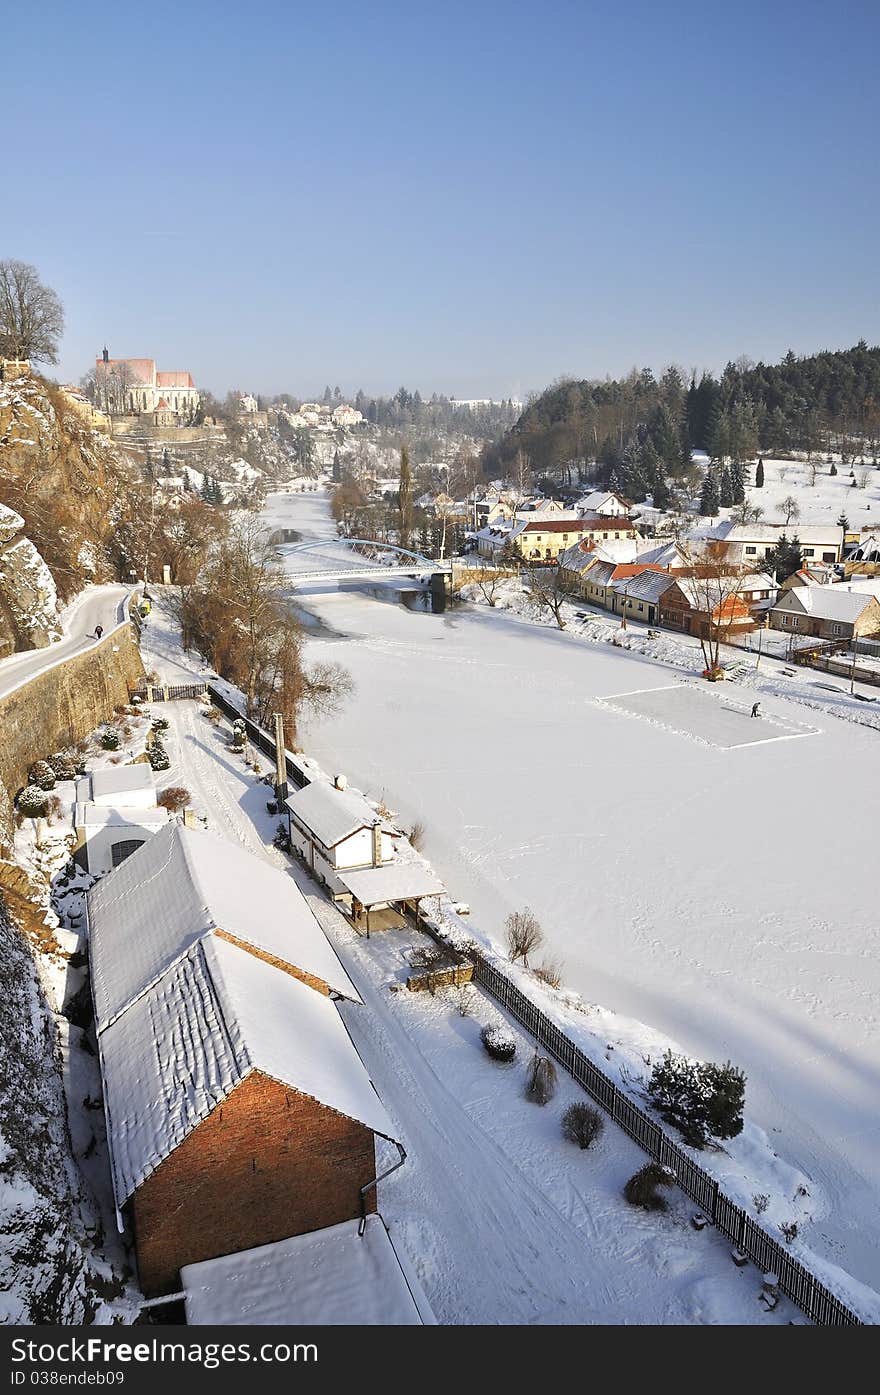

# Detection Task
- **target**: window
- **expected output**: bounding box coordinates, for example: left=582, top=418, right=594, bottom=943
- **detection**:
left=780, top=615, right=789, bottom=626
left=745, top=545, right=757, bottom=555
left=802, top=548, right=814, bottom=557
left=637, top=602, right=644, bottom=611
left=822, top=552, right=836, bottom=562
left=791, top=616, right=800, bottom=627
left=832, top=624, right=844, bottom=636
left=111, top=839, right=145, bottom=868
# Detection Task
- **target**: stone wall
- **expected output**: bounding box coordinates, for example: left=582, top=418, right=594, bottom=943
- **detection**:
left=0, top=624, right=145, bottom=851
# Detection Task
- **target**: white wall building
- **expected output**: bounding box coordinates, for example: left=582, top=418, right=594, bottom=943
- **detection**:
left=74, top=765, right=169, bottom=875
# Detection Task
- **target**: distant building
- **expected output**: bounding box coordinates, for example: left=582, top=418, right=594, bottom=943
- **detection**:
left=575, top=490, right=632, bottom=518
left=237, top=393, right=258, bottom=414
left=95, top=348, right=199, bottom=423
left=769, top=586, right=880, bottom=641
left=332, top=403, right=363, bottom=426
left=708, top=520, right=842, bottom=566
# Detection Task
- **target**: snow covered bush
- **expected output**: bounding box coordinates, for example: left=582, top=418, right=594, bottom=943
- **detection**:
left=99, top=728, right=119, bottom=751
left=27, top=760, right=56, bottom=791
left=624, top=1163, right=675, bottom=1211
left=561, top=1102, right=604, bottom=1150
left=481, top=1023, right=516, bottom=1062
left=151, top=716, right=170, bottom=733
left=525, top=1052, right=557, bottom=1104
left=505, top=907, right=544, bottom=967
left=647, top=1050, right=745, bottom=1148
left=532, top=959, right=563, bottom=989
left=148, top=741, right=170, bottom=772
left=47, top=750, right=79, bottom=780
left=17, top=785, right=48, bottom=818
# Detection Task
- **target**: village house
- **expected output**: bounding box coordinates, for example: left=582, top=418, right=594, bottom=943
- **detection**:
left=608, top=568, right=677, bottom=625
left=708, top=520, right=843, bottom=566
left=659, top=576, right=756, bottom=639
left=573, top=559, right=665, bottom=610
left=87, top=824, right=402, bottom=1297
left=477, top=513, right=640, bottom=564
left=778, top=564, right=838, bottom=592
left=768, top=586, right=880, bottom=641
left=95, top=348, right=199, bottom=423
left=285, top=777, right=442, bottom=931
left=332, top=403, right=363, bottom=426
left=574, top=489, right=632, bottom=518
left=73, top=764, right=169, bottom=875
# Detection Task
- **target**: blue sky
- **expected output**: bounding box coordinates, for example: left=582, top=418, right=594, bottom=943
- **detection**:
left=4, top=0, right=878, bottom=399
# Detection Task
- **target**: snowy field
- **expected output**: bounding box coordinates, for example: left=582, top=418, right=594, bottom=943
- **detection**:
left=698, top=453, right=880, bottom=531
left=263, top=490, right=880, bottom=1297
left=598, top=683, right=818, bottom=749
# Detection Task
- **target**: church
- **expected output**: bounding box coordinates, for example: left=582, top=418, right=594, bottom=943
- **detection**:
left=95, top=347, right=200, bottom=423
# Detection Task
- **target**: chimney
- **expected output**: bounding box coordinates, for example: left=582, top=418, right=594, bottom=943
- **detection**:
left=334, top=773, right=348, bottom=791
left=102, top=346, right=109, bottom=363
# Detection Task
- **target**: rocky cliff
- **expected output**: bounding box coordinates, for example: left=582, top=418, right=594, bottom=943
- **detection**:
left=0, top=503, right=62, bottom=658
left=0, top=370, right=137, bottom=607
left=0, top=867, right=136, bottom=1322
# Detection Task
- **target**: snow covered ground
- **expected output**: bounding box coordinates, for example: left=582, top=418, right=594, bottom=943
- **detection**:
left=258, top=490, right=880, bottom=1299
left=131, top=633, right=806, bottom=1324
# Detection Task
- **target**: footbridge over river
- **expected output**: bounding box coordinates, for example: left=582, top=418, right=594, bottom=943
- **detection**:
left=271, top=535, right=452, bottom=588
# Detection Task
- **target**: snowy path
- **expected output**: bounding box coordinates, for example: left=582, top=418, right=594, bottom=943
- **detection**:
left=0, top=584, right=131, bottom=698
left=142, top=675, right=790, bottom=1324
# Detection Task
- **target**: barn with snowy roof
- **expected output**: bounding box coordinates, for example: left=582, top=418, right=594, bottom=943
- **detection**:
left=87, top=824, right=402, bottom=1297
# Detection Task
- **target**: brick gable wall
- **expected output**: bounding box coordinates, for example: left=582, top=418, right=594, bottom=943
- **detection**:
left=131, top=1070, right=377, bottom=1296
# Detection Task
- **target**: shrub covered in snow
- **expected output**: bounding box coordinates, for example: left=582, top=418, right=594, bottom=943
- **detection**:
left=525, top=1052, right=557, bottom=1103
left=624, top=1162, right=675, bottom=1211
left=148, top=741, right=170, bottom=772
left=151, top=716, right=170, bottom=733
left=99, top=728, right=120, bottom=751
left=481, top=1023, right=517, bottom=1062
left=17, top=785, right=48, bottom=817
left=562, top=1101, right=604, bottom=1150
left=647, top=1050, right=746, bottom=1148
left=28, top=760, right=56, bottom=791
left=47, top=750, right=79, bottom=780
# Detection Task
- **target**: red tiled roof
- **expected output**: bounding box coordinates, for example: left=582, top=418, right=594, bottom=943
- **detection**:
left=608, top=563, right=665, bottom=580
left=575, top=516, right=637, bottom=532
left=156, top=370, right=195, bottom=388
left=96, top=357, right=155, bottom=384
left=523, top=518, right=616, bottom=534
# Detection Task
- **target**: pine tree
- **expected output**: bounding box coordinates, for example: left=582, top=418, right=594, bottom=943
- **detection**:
left=719, top=464, right=734, bottom=508
left=729, top=459, right=745, bottom=505
left=829, top=462, right=838, bottom=476
left=652, top=472, right=671, bottom=512
left=787, top=534, right=803, bottom=576
left=699, top=467, right=720, bottom=517
left=755, top=456, right=764, bottom=488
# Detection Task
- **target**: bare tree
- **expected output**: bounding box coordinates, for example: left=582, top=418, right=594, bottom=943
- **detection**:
left=505, top=907, right=544, bottom=966
left=528, top=566, right=568, bottom=629
left=808, top=460, right=818, bottom=486
left=680, top=547, right=756, bottom=675
left=464, top=565, right=510, bottom=607
left=508, top=448, right=533, bottom=518
left=781, top=495, right=800, bottom=526
left=732, top=501, right=764, bottom=526
left=0, top=259, right=64, bottom=363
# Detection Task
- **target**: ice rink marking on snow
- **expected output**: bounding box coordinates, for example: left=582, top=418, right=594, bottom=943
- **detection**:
left=596, top=683, right=821, bottom=750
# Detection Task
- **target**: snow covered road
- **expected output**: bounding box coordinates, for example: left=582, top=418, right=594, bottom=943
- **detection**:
left=0, top=584, right=132, bottom=698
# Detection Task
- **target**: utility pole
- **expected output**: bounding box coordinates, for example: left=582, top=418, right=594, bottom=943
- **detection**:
left=273, top=713, right=289, bottom=805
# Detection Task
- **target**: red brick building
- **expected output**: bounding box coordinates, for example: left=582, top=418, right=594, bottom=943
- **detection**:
left=88, top=825, right=398, bottom=1298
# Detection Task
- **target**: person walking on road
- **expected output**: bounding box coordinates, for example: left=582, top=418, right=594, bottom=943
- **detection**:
left=94, top=624, right=104, bottom=641
left=751, top=701, right=760, bottom=718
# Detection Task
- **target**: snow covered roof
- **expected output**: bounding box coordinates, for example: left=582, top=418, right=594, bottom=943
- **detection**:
left=74, top=803, right=169, bottom=828
left=98, top=936, right=396, bottom=1206
left=609, top=570, right=678, bottom=603
left=636, top=540, right=689, bottom=568
left=558, top=541, right=604, bottom=574
left=285, top=781, right=399, bottom=849
left=181, top=1216, right=430, bottom=1326
left=90, top=765, right=155, bottom=801
left=775, top=587, right=879, bottom=623
left=712, top=520, right=841, bottom=545
left=337, top=863, right=445, bottom=908
left=87, top=823, right=359, bottom=1029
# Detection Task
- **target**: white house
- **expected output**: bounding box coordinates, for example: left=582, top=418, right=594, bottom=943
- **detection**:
left=575, top=490, right=632, bottom=518
left=285, top=778, right=401, bottom=896
left=73, top=765, right=169, bottom=875
left=709, top=520, right=843, bottom=566
left=332, top=404, right=363, bottom=427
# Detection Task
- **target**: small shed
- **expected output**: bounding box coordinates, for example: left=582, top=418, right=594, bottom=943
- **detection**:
left=336, top=863, right=445, bottom=935
left=182, top=1216, right=434, bottom=1326
left=285, top=779, right=401, bottom=895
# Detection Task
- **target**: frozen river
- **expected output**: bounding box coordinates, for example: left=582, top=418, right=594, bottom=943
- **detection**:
left=265, top=489, right=880, bottom=1294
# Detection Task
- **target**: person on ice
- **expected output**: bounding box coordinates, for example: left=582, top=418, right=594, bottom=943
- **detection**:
left=751, top=701, right=761, bottom=718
